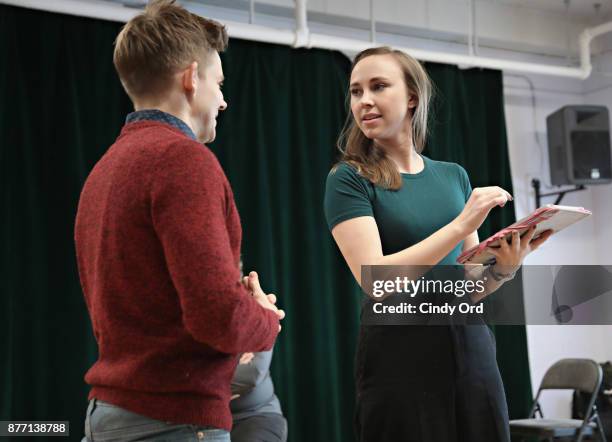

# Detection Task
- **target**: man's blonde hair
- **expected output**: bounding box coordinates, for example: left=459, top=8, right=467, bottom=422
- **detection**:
left=113, top=0, right=228, bottom=100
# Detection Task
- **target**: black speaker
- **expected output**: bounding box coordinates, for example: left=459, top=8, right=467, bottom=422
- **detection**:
left=546, top=105, right=612, bottom=185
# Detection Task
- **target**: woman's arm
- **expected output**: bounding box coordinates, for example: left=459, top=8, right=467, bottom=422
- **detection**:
left=462, top=232, right=505, bottom=303
left=332, top=216, right=465, bottom=285
left=331, top=186, right=512, bottom=286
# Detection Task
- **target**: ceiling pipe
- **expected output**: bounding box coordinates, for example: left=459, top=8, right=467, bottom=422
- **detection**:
left=248, top=0, right=254, bottom=25
left=369, top=0, right=376, bottom=43
left=293, top=0, right=310, bottom=48
left=565, top=0, right=572, bottom=66
left=580, top=19, right=612, bottom=79
left=2, top=0, right=612, bottom=79
left=472, top=0, right=479, bottom=56
left=467, top=0, right=474, bottom=57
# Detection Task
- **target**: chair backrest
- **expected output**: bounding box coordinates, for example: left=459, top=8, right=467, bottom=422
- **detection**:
left=540, top=359, right=602, bottom=394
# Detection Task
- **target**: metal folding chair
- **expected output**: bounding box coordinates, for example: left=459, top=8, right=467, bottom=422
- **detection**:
left=510, top=358, right=607, bottom=442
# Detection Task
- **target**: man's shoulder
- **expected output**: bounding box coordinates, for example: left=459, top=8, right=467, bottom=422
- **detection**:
left=118, top=121, right=220, bottom=166
left=119, top=121, right=193, bottom=146
left=161, top=138, right=222, bottom=173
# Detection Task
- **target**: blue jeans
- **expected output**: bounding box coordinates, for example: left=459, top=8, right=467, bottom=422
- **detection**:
left=81, top=398, right=231, bottom=442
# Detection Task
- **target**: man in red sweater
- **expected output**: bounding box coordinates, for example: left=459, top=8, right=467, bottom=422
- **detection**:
left=74, top=1, right=283, bottom=440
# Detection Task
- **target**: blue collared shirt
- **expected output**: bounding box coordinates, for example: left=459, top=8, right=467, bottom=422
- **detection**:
left=125, top=109, right=197, bottom=141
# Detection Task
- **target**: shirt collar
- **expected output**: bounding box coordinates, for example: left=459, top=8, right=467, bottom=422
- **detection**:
left=125, top=109, right=197, bottom=141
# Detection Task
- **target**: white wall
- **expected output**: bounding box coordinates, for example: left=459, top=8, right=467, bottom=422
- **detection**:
left=503, top=62, right=612, bottom=418
left=576, top=60, right=612, bottom=418
left=584, top=54, right=612, bottom=265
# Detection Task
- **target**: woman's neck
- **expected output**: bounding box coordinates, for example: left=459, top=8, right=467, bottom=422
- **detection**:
left=376, top=135, right=423, bottom=174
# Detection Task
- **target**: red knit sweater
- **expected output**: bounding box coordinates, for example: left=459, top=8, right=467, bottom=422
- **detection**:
left=75, top=120, right=279, bottom=431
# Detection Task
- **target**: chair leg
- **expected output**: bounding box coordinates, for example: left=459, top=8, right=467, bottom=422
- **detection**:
left=594, top=413, right=607, bottom=442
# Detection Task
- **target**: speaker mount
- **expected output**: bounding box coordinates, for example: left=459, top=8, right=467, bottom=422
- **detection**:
left=531, top=178, right=586, bottom=208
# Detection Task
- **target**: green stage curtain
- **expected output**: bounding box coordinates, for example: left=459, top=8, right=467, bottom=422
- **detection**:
left=212, top=40, right=359, bottom=441
left=1, top=5, right=530, bottom=441
left=0, top=5, right=132, bottom=437
left=424, top=63, right=533, bottom=419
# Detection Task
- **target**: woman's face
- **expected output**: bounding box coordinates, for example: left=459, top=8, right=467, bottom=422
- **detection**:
left=349, top=54, right=417, bottom=144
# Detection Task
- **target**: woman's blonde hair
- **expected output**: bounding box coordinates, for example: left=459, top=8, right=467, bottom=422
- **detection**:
left=336, top=47, right=432, bottom=190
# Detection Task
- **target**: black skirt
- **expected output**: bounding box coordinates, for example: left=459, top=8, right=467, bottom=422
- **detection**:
left=354, top=324, right=510, bottom=442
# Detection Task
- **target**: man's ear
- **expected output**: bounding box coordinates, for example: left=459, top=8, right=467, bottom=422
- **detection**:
left=182, top=61, right=199, bottom=94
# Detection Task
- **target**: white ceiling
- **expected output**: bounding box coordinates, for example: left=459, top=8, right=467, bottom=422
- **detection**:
left=48, top=0, right=612, bottom=60
left=110, top=0, right=612, bottom=22
left=486, top=0, right=612, bottom=20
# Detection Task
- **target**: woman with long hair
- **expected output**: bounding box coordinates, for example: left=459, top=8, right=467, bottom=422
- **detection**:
left=324, top=47, right=552, bottom=441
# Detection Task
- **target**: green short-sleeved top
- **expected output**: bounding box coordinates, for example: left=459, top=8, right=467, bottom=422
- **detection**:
left=324, top=155, right=472, bottom=265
